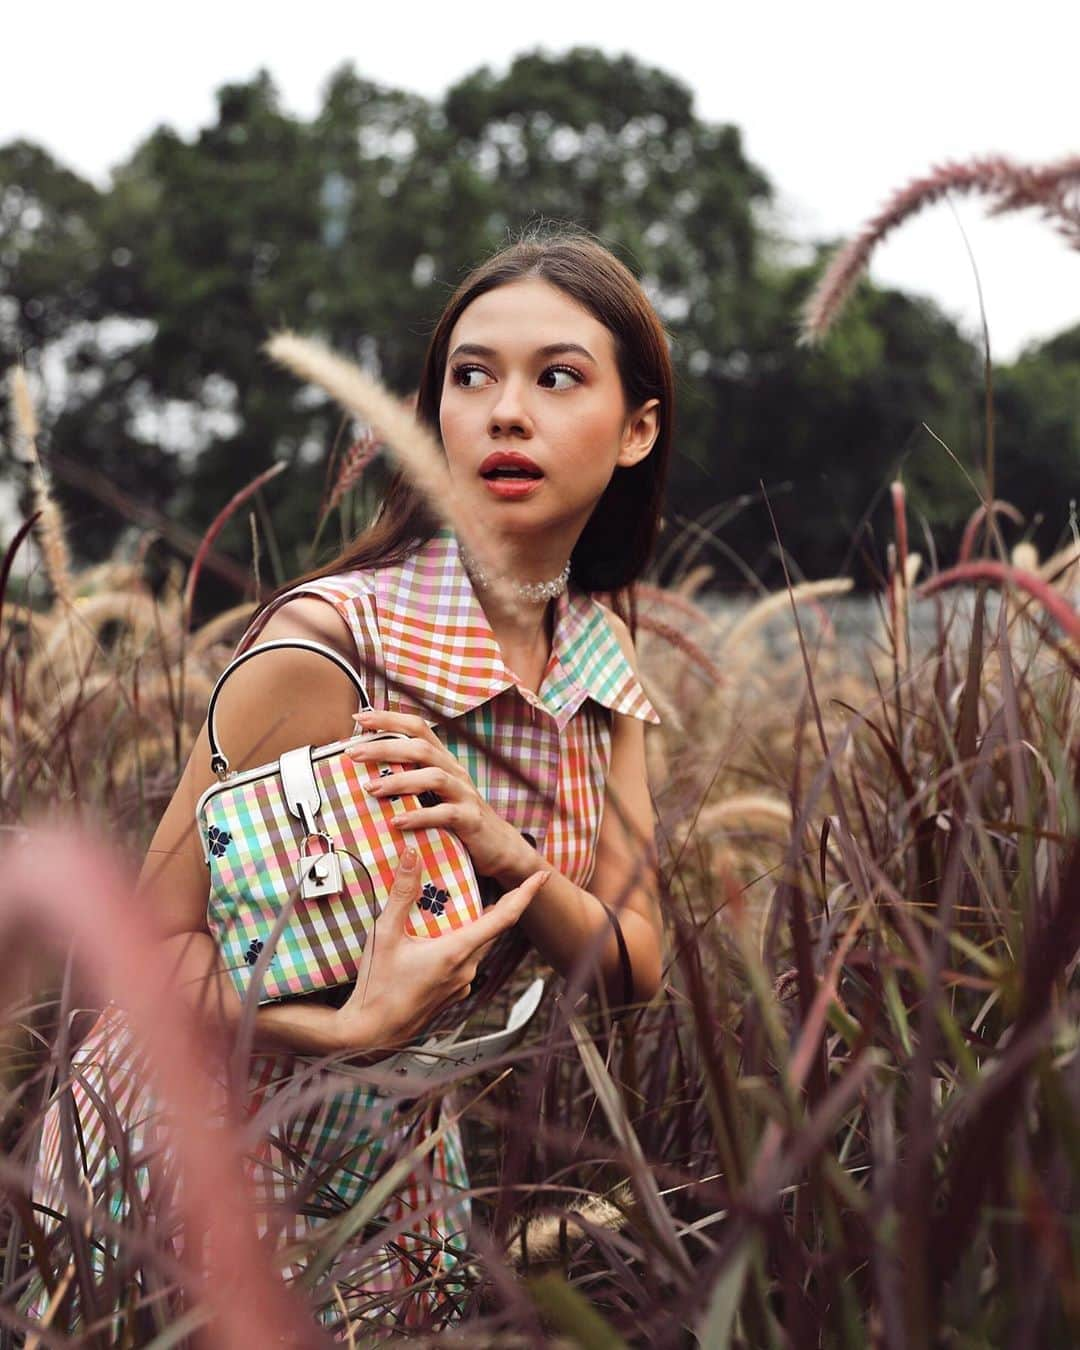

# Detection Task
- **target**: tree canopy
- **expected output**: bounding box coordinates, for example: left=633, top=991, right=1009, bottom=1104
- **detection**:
left=2, top=49, right=1074, bottom=609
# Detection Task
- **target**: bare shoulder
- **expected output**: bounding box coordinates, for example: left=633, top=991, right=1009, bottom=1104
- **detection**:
left=207, top=595, right=365, bottom=775
left=137, top=592, right=368, bottom=938
left=256, top=594, right=357, bottom=662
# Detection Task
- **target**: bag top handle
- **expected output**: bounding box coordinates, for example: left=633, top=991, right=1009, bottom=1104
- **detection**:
left=206, top=638, right=372, bottom=779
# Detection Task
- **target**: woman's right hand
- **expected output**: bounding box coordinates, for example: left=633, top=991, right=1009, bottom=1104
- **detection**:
left=335, top=846, right=549, bottom=1055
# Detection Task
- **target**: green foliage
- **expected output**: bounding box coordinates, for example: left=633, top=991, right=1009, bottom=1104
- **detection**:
left=0, top=50, right=1072, bottom=601
left=992, top=325, right=1080, bottom=552
left=706, top=252, right=986, bottom=582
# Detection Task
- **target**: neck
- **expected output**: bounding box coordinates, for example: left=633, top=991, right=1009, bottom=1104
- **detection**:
left=456, top=529, right=570, bottom=652
left=474, top=580, right=554, bottom=653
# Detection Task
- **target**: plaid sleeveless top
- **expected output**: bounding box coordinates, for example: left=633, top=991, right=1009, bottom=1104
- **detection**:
left=238, top=524, right=660, bottom=886
left=27, top=526, right=660, bottom=1336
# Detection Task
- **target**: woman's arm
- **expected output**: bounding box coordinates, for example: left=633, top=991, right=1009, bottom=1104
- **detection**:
left=140, top=597, right=385, bottom=1055
left=143, top=597, right=539, bottom=1056
left=156, top=854, right=545, bottom=1059
left=157, top=927, right=372, bottom=1056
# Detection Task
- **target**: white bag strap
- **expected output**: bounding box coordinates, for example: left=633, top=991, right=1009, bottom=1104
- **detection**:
left=278, top=745, right=322, bottom=834
left=205, top=638, right=372, bottom=779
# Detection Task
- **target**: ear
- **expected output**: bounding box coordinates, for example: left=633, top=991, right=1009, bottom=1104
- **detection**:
left=616, top=398, right=661, bottom=469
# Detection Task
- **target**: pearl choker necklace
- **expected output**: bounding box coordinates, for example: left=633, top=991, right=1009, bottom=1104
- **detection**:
left=458, top=544, right=571, bottom=602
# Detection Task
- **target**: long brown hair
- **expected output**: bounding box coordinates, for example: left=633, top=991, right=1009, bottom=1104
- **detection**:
left=255, top=224, right=675, bottom=630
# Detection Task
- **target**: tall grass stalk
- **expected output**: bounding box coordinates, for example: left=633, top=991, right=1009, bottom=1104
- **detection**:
left=4, top=199, right=1080, bottom=1343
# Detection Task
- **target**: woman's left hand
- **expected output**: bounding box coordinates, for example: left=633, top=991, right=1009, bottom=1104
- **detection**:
left=346, top=709, right=528, bottom=880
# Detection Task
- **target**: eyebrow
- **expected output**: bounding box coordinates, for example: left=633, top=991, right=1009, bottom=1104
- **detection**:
left=447, top=341, right=597, bottom=365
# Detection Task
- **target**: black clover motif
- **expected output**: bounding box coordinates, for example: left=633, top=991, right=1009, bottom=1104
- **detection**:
left=419, top=882, right=448, bottom=917
left=244, top=939, right=264, bottom=966
left=207, top=825, right=232, bottom=858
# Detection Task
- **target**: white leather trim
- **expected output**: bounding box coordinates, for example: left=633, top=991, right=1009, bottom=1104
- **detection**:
left=278, top=745, right=321, bottom=828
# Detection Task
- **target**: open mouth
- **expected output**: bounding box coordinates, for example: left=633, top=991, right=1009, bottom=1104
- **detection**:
left=479, top=451, right=544, bottom=481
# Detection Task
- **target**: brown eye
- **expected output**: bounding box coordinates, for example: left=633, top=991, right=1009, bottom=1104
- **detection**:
left=540, top=365, right=584, bottom=390
left=450, top=364, right=490, bottom=389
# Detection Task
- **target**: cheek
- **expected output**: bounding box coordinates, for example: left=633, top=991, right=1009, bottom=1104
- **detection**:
left=438, top=399, right=471, bottom=463
left=555, top=408, right=623, bottom=478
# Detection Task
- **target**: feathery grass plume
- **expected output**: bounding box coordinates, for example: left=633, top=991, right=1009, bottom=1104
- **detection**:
left=505, top=1183, right=634, bottom=1267
left=719, top=577, right=853, bottom=656
left=887, top=481, right=911, bottom=671
left=186, top=601, right=259, bottom=655
left=798, top=153, right=1080, bottom=345
left=673, top=563, right=714, bottom=602
left=636, top=579, right=723, bottom=627
left=8, top=367, right=75, bottom=609
left=70, top=558, right=144, bottom=595
left=36, top=590, right=162, bottom=676
left=1011, top=541, right=1039, bottom=573
left=696, top=793, right=794, bottom=836
left=327, top=425, right=382, bottom=513
left=635, top=615, right=725, bottom=685
left=917, top=560, right=1080, bottom=646
left=987, top=151, right=1080, bottom=248
left=264, top=331, right=523, bottom=613
left=0, top=602, right=52, bottom=644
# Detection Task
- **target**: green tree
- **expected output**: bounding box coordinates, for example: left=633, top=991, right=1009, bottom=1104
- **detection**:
left=0, top=50, right=1052, bottom=602
left=0, top=140, right=183, bottom=561
left=694, top=248, right=985, bottom=585
left=991, top=325, right=1080, bottom=557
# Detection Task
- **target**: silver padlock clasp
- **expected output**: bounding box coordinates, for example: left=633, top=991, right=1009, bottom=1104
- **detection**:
left=297, top=833, right=344, bottom=899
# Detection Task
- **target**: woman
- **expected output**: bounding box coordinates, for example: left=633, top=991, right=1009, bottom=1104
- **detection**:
left=27, top=226, right=672, bottom=1338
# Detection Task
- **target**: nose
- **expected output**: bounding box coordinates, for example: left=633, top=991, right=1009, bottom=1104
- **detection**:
left=487, top=375, right=533, bottom=438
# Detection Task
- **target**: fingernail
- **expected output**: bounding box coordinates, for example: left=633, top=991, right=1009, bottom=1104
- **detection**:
left=401, top=846, right=418, bottom=868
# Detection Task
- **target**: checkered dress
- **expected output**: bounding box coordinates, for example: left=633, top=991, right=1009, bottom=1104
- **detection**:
left=27, top=526, right=659, bottom=1337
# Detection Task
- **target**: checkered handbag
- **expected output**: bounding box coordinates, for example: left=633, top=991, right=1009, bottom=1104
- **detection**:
left=196, top=638, right=487, bottom=1005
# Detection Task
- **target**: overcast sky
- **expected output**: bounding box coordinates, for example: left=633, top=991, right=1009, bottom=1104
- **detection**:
left=5, top=0, right=1078, bottom=362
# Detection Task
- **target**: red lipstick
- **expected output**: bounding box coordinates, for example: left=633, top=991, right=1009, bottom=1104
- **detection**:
left=479, top=450, right=544, bottom=477
left=479, top=449, right=544, bottom=500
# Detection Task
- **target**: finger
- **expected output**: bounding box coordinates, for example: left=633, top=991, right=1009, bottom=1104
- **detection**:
left=363, top=768, right=456, bottom=800
left=376, top=846, right=424, bottom=930
left=352, top=710, right=440, bottom=740
left=390, top=803, right=462, bottom=832
left=348, top=738, right=445, bottom=769
left=453, top=868, right=551, bottom=955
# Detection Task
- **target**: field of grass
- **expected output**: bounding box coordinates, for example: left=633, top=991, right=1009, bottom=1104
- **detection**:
left=4, top=150, right=1080, bottom=1341
left=3, top=426, right=1080, bottom=1345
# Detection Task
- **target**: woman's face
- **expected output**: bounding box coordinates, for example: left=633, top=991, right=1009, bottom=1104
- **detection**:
left=439, top=277, right=659, bottom=553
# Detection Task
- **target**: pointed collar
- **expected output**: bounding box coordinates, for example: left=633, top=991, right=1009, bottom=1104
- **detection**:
left=370, top=526, right=660, bottom=731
